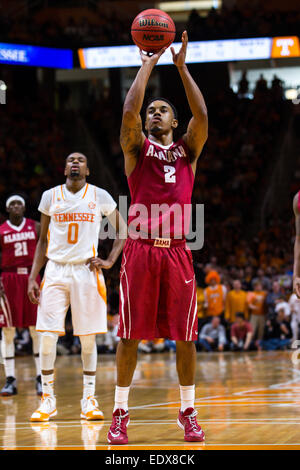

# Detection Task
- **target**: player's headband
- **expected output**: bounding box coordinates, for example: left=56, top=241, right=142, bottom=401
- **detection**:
left=6, top=195, right=25, bottom=208
left=147, top=97, right=178, bottom=119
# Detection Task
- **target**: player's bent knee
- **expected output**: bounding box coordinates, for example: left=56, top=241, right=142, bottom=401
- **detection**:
left=41, top=332, right=58, bottom=355
left=120, top=338, right=140, bottom=349
left=176, top=340, right=196, bottom=350
left=80, top=335, right=96, bottom=354
left=29, top=326, right=39, bottom=339
left=2, top=327, right=16, bottom=343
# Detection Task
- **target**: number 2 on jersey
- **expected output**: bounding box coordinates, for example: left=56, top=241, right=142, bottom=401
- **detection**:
left=164, top=165, right=176, bottom=183
left=67, top=223, right=79, bottom=244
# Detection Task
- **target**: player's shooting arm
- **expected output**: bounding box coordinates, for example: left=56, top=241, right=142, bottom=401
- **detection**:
left=171, top=31, right=208, bottom=167
left=120, top=47, right=166, bottom=176
left=293, top=192, right=300, bottom=298
left=28, top=213, right=50, bottom=304
left=88, top=209, right=127, bottom=271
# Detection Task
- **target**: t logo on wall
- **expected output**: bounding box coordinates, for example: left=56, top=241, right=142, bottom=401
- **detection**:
left=0, top=80, right=7, bottom=104
left=271, top=37, right=300, bottom=58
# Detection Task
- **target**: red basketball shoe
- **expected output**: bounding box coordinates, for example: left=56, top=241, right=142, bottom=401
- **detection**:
left=107, top=409, right=130, bottom=444
left=177, top=407, right=205, bottom=442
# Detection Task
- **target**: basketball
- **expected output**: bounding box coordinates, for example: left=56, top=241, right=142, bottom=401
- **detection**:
left=131, top=9, right=176, bottom=53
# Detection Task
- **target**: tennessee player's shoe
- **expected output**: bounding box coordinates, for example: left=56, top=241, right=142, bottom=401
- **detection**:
left=107, top=409, right=130, bottom=444
left=0, top=377, right=17, bottom=396
left=30, top=394, right=57, bottom=422
left=80, top=396, right=104, bottom=420
left=177, top=408, right=205, bottom=442
left=36, top=375, right=42, bottom=396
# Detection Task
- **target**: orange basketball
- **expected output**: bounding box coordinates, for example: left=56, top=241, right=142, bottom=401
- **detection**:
left=131, top=9, right=176, bottom=53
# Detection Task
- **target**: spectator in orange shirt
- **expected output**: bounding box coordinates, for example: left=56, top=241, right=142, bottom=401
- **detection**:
left=248, top=281, right=267, bottom=342
left=196, top=286, right=205, bottom=319
left=204, top=271, right=227, bottom=319
left=225, top=280, right=248, bottom=323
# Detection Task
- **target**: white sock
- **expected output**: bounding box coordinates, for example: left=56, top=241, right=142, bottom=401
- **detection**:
left=29, top=327, right=41, bottom=376
left=34, top=355, right=41, bottom=377
left=180, top=384, right=195, bottom=412
left=1, top=337, right=15, bottom=378
left=4, top=358, right=15, bottom=378
left=41, top=373, right=54, bottom=397
left=114, top=386, right=130, bottom=412
left=83, top=374, right=96, bottom=399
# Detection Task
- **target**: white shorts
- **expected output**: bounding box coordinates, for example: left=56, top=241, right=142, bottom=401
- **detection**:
left=36, top=260, right=107, bottom=336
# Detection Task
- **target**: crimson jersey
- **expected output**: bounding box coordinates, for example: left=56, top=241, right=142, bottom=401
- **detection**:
left=127, top=137, right=194, bottom=239
left=0, top=218, right=37, bottom=270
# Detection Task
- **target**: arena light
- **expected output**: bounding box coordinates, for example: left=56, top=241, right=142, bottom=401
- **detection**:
left=285, top=88, right=298, bottom=100
left=0, top=42, right=73, bottom=68
left=157, top=1, right=221, bottom=12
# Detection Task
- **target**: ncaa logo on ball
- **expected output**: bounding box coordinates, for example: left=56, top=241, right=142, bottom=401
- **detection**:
left=88, top=201, right=96, bottom=209
left=143, top=33, right=164, bottom=43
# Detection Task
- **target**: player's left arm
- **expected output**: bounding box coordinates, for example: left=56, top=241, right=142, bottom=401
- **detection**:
left=87, top=209, right=127, bottom=271
left=171, top=31, right=208, bottom=171
left=35, top=221, right=41, bottom=238
left=28, top=213, right=50, bottom=304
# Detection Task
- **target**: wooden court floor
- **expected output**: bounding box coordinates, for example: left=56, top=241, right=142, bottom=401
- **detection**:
left=1, top=350, right=300, bottom=450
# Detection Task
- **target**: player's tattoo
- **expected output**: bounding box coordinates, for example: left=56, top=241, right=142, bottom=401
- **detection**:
left=120, top=120, right=143, bottom=156
left=185, top=125, right=203, bottom=164
left=186, top=127, right=198, bottom=159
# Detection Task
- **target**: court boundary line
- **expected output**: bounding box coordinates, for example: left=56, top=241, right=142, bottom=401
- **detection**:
left=2, top=443, right=300, bottom=448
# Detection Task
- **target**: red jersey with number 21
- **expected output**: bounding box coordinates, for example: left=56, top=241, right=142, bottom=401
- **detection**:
left=127, top=137, right=194, bottom=239
left=0, top=218, right=37, bottom=269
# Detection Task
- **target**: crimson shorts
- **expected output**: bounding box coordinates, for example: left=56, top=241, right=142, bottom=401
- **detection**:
left=118, top=238, right=198, bottom=341
left=0, top=271, right=39, bottom=328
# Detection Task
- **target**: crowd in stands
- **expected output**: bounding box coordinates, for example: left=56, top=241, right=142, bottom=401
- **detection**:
left=0, top=94, right=69, bottom=219
left=0, top=8, right=132, bottom=47
left=195, top=268, right=296, bottom=352
left=187, top=5, right=300, bottom=41
left=1, top=4, right=300, bottom=47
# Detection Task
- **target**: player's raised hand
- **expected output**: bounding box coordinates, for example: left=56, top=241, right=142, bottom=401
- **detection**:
left=87, top=257, right=114, bottom=272
left=139, top=47, right=167, bottom=67
left=293, top=277, right=300, bottom=299
left=171, top=30, right=188, bottom=67
left=28, top=279, right=40, bottom=304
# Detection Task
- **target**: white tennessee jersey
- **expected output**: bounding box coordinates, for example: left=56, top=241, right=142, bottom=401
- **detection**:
left=38, top=183, right=117, bottom=264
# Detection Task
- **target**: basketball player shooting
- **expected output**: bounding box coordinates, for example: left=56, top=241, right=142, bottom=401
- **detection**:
left=108, top=31, right=208, bottom=444
left=27, top=153, right=126, bottom=422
